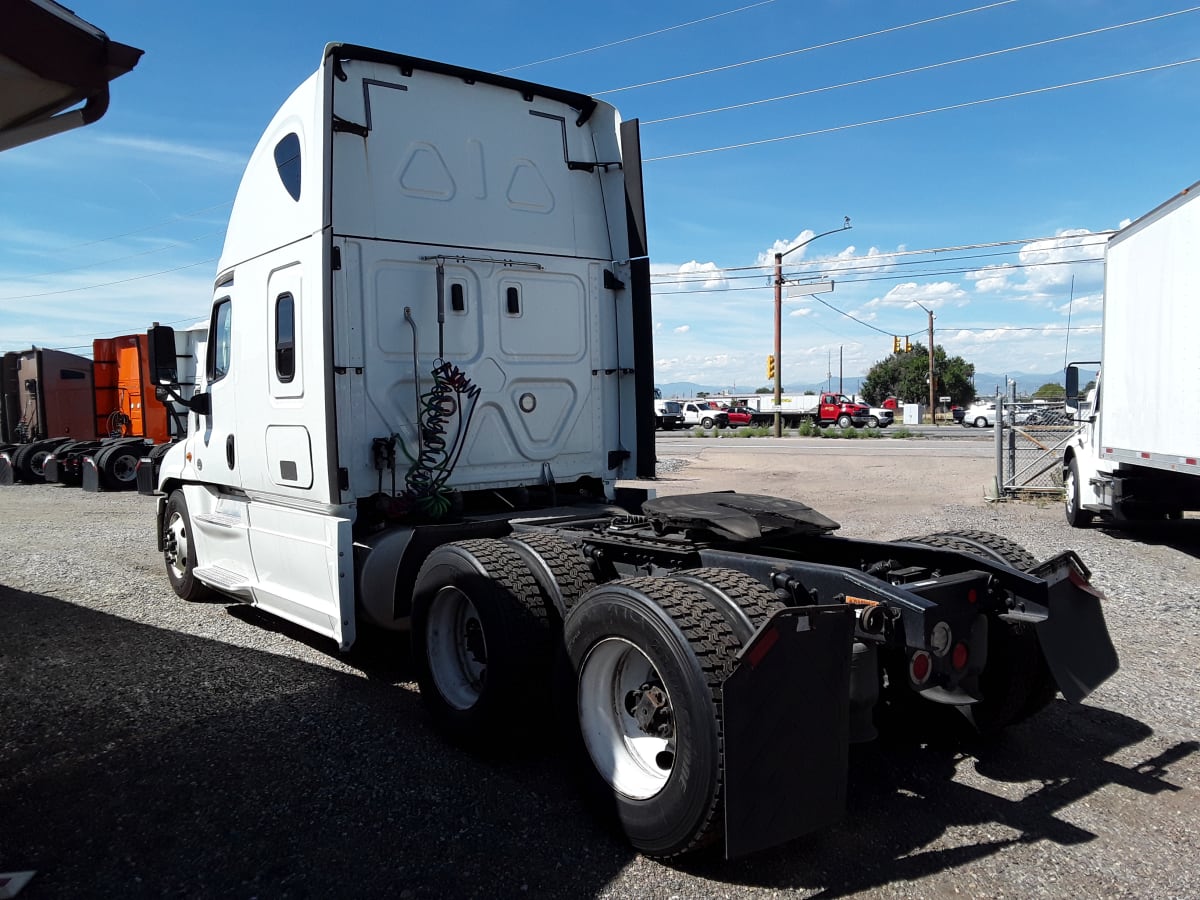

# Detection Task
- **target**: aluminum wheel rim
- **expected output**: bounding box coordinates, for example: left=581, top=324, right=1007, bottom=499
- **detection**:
left=426, top=586, right=487, bottom=710
left=1066, top=467, right=1079, bottom=516
left=166, top=510, right=188, bottom=579
left=578, top=637, right=675, bottom=800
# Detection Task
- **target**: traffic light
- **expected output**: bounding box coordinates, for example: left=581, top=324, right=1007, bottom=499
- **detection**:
left=893, top=336, right=901, bottom=353
left=904, top=336, right=912, bottom=353
left=766, top=354, right=776, bottom=380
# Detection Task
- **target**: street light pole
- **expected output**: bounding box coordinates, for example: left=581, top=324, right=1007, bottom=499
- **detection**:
left=772, top=218, right=851, bottom=436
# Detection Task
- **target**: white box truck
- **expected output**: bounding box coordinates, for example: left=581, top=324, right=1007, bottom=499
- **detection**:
left=1064, top=180, right=1200, bottom=526
left=144, top=43, right=1117, bottom=859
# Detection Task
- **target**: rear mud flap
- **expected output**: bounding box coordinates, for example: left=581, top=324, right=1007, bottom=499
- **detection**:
left=81, top=457, right=101, bottom=492
left=1029, top=553, right=1119, bottom=703
left=0, top=453, right=12, bottom=486
left=722, top=605, right=854, bottom=859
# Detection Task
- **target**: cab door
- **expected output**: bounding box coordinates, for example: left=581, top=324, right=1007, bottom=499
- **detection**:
left=197, top=294, right=241, bottom=490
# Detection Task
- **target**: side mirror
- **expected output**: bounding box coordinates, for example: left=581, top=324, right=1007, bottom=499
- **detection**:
left=1064, top=366, right=1079, bottom=403
left=147, top=325, right=179, bottom=386
left=187, top=392, right=211, bottom=416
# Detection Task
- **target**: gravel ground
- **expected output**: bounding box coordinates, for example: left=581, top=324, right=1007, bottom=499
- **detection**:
left=1, top=449, right=1197, bottom=899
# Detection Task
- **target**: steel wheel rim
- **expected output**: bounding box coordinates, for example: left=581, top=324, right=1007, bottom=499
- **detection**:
left=112, top=453, right=138, bottom=482
left=166, top=510, right=188, bottom=579
left=426, top=586, right=487, bottom=710
left=1066, top=466, right=1079, bottom=516
left=578, top=637, right=675, bottom=800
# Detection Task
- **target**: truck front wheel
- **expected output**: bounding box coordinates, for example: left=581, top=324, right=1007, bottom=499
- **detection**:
left=564, top=577, right=740, bottom=857
left=700, top=416, right=715, bottom=429
left=412, top=539, right=552, bottom=743
left=1064, top=458, right=1095, bottom=527
left=837, top=414, right=852, bottom=428
left=163, top=490, right=215, bottom=602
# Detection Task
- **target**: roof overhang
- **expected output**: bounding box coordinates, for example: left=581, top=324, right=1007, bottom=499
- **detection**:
left=0, top=0, right=143, bottom=152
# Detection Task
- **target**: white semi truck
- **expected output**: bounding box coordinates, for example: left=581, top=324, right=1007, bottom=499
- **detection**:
left=1063, top=180, right=1200, bottom=526
left=146, top=44, right=1118, bottom=859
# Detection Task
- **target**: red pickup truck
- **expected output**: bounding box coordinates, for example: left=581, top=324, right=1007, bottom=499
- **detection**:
left=732, top=394, right=871, bottom=429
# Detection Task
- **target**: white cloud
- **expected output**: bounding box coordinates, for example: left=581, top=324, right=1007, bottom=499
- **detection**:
left=863, top=281, right=968, bottom=311
left=674, top=324, right=691, bottom=334
left=96, top=135, right=248, bottom=169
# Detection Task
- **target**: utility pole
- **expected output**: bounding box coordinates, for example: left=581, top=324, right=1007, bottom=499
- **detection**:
left=915, top=301, right=935, bottom=424
left=839, top=345, right=843, bottom=395
left=772, top=218, right=851, bottom=436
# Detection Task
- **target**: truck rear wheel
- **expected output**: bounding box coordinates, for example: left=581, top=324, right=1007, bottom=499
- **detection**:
left=163, top=490, right=216, bottom=602
left=99, top=443, right=142, bottom=489
left=504, top=532, right=598, bottom=620
left=901, top=530, right=1056, bottom=733
left=668, top=567, right=784, bottom=641
left=563, top=577, right=741, bottom=857
left=412, top=539, right=552, bottom=743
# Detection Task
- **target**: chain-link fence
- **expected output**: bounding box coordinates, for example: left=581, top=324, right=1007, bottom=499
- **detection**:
left=994, top=397, right=1084, bottom=496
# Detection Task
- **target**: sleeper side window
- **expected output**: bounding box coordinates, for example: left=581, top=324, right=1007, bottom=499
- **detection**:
left=274, top=133, right=301, bottom=201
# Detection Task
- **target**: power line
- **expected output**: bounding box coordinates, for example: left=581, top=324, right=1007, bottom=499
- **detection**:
left=643, top=6, right=1200, bottom=125
left=650, top=244, right=1106, bottom=286
left=650, top=234, right=1112, bottom=284
left=14, top=229, right=226, bottom=281
left=53, top=201, right=232, bottom=252
left=593, top=0, right=1018, bottom=95
left=645, top=57, right=1200, bottom=161
left=0, top=258, right=217, bottom=302
left=651, top=254, right=1104, bottom=296
left=499, top=0, right=780, bottom=73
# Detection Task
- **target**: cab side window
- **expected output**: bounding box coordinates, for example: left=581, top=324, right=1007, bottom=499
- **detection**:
left=209, top=298, right=232, bottom=382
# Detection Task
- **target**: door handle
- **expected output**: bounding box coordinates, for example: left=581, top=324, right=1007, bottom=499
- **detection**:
left=226, top=434, right=235, bottom=469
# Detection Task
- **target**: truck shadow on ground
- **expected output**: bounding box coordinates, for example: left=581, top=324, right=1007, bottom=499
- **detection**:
left=1095, top=517, right=1200, bottom=560
left=681, top=704, right=1196, bottom=896
left=0, top=586, right=632, bottom=899
left=5, top=586, right=1193, bottom=899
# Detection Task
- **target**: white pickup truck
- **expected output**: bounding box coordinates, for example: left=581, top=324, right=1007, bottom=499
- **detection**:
left=679, top=400, right=729, bottom=429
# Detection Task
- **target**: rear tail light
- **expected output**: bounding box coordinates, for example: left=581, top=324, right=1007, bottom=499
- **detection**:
left=909, top=651, right=932, bottom=686
left=951, top=642, right=969, bottom=671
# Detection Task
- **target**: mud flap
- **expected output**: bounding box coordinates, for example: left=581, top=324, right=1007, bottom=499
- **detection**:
left=0, top=453, right=12, bottom=486
left=81, top=456, right=100, bottom=492
left=1028, top=552, right=1119, bottom=703
left=722, top=605, right=854, bottom=859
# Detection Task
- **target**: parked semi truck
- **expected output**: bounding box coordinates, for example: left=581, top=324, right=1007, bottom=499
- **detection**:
left=147, top=44, right=1118, bottom=859
left=743, top=392, right=870, bottom=428
left=0, top=328, right=199, bottom=489
left=1064, top=180, right=1200, bottom=526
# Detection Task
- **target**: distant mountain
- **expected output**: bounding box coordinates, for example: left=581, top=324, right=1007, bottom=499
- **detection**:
left=973, top=371, right=1070, bottom=397
left=657, top=370, right=1073, bottom=401
left=657, top=378, right=863, bottom=399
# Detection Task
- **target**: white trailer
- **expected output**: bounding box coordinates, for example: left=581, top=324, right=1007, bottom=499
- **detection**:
left=1064, top=180, right=1200, bottom=526
left=146, top=44, right=1117, bottom=860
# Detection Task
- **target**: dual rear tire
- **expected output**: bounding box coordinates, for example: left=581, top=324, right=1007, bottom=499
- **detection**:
left=411, top=539, right=780, bottom=857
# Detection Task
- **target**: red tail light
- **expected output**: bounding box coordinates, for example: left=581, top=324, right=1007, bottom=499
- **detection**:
left=909, top=651, right=932, bottom=685
left=951, top=642, right=969, bottom=671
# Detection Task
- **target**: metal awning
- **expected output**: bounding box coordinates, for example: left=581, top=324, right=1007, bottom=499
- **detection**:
left=0, top=0, right=143, bottom=152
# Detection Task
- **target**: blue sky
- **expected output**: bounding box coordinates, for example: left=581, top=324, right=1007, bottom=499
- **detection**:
left=4, top=0, right=1199, bottom=392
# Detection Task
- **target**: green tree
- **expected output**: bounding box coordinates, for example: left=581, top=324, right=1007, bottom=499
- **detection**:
left=755, top=386, right=772, bottom=393
left=1032, top=382, right=1065, bottom=399
left=860, top=343, right=976, bottom=406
